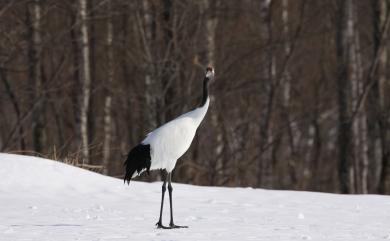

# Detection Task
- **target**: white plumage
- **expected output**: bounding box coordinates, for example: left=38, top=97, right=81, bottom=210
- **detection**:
left=143, top=97, right=210, bottom=173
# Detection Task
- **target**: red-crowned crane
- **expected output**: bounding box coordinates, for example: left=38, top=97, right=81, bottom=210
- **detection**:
left=124, top=67, right=214, bottom=229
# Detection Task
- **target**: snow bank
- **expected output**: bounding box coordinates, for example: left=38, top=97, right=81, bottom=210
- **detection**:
left=0, top=153, right=389, bottom=241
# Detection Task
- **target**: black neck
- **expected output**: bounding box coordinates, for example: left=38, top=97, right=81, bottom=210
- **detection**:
left=200, top=77, right=209, bottom=107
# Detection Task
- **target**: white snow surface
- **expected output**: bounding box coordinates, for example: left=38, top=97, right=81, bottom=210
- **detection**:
left=1, top=153, right=390, bottom=241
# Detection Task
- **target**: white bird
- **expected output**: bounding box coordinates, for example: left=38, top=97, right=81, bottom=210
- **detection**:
left=124, top=67, right=214, bottom=229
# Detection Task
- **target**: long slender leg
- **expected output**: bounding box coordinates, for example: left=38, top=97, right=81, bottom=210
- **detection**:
left=156, top=171, right=169, bottom=229
left=168, top=172, right=188, bottom=228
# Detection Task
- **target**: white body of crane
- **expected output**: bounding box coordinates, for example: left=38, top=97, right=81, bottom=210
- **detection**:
left=142, top=98, right=209, bottom=173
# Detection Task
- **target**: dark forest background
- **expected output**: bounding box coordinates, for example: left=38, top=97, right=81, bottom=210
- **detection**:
left=1, top=0, right=390, bottom=194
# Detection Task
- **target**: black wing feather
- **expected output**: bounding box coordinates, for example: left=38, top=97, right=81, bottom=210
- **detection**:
left=124, top=144, right=151, bottom=185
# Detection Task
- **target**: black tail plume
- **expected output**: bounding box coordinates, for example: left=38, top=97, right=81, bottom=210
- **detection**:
left=124, top=144, right=151, bottom=185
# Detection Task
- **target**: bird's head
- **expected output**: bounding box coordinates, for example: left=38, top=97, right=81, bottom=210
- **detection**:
left=205, top=66, right=215, bottom=80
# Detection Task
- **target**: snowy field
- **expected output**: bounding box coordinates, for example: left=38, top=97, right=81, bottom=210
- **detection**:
left=0, top=153, right=390, bottom=241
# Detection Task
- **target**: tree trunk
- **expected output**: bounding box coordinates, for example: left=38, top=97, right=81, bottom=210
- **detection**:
left=281, top=0, right=297, bottom=188
left=103, top=0, right=114, bottom=175
left=348, top=0, right=359, bottom=194
left=79, top=0, right=91, bottom=163
left=87, top=0, right=97, bottom=161
left=203, top=0, right=224, bottom=184
left=142, top=0, right=157, bottom=130
left=258, top=0, right=275, bottom=188
left=70, top=8, right=82, bottom=157
left=26, top=0, right=44, bottom=154
left=120, top=9, right=134, bottom=146
left=336, top=0, right=353, bottom=194
left=373, top=0, right=389, bottom=194
left=353, top=20, right=369, bottom=194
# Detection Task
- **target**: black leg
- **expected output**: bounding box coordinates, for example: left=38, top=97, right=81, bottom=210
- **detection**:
left=156, top=171, right=169, bottom=229
left=167, top=172, right=188, bottom=229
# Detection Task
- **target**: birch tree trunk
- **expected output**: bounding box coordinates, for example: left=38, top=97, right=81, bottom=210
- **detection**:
left=374, top=0, right=389, bottom=194
left=120, top=9, right=136, bottom=146
left=70, top=9, right=82, bottom=158
left=336, top=0, right=353, bottom=194
left=347, top=4, right=369, bottom=194
left=258, top=0, right=275, bottom=188
left=352, top=11, right=369, bottom=193
left=142, top=0, right=157, bottom=130
left=27, top=0, right=43, bottom=154
left=347, top=0, right=359, bottom=194
left=103, top=0, right=114, bottom=175
left=281, top=0, right=298, bottom=187
left=87, top=0, right=96, bottom=148
left=202, top=0, right=224, bottom=184
left=79, top=0, right=91, bottom=163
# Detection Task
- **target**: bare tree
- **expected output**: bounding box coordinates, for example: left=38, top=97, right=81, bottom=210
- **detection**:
left=79, top=0, right=92, bottom=163
left=348, top=0, right=361, bottom=193
left=103, top=0, right=114, bottom=174
left=373, top=0, right=390, bottom=194
left=69, top=2, right=82, bottom=159
left=281, top=0, right=298, bottom=188
left=26, top=0, right=44, bottom=153
left=336, top=0, right=353, bottom=194
left=258, top=0, right=276, bottom=188
left=201, top=0, right=225, bottom=185
left=140, top=0, right=157, bottom=130
left=352, top=5, right=369, bottom=193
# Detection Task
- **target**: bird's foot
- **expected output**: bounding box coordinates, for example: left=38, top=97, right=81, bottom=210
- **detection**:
left=156, top=221, right=188, bottom=229
left=169, top=222, right=188, bottom=229
left=156, top=221, right=170, bottom=229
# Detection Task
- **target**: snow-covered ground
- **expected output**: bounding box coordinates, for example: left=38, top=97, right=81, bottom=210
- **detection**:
left=0, top=153, right=390, bottom=241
